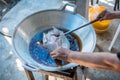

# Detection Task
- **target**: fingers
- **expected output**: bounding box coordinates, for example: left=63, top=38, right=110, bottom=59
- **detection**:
left=50, top=47, right=64, bottom=60
left=97, top=11, right=105, bottom=18
left=50, top=47, right=69, bottom=61
left=99, top=17, right=105, bottom=21
left=51, top=55, right=57, bottom=59
left=101, top=16, right=107, bottom=21
left=50, top=49, right=59, bottom=59
left=97, top=9, right=107, bottom=21
left=98, top=9, right=114, bottom=21
left=50, top=51, right=56, bottom=58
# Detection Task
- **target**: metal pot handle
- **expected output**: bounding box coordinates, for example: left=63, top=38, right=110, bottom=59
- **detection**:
left=22, top=63, right=41, bottom=71
left=62, top=3, right=77, bottom=13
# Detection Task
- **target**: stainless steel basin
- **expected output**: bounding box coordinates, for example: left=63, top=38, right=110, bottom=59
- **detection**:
left=12, top=4, right=96, bottom=71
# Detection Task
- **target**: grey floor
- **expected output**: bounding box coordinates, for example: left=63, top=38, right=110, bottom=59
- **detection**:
left=0, top=0, right=120, bottom=80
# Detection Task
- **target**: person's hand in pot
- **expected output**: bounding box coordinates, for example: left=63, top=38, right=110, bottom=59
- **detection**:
left=50, top=47, right=71, bottom=61
left=97, top=9, right=120, bottom=21
left=50, top=47, right=120, bottom=73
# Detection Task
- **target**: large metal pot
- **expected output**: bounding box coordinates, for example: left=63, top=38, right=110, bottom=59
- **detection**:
left=12, top=3, right=96, bottom=71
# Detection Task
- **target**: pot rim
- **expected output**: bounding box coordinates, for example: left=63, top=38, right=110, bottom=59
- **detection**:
left=12, top=9, right=96, bottom=71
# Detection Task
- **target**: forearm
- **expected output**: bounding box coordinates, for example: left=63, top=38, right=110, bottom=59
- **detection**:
left=112, top=11, right=120, bottom=19
left=67, top=51, right=120, bottom=73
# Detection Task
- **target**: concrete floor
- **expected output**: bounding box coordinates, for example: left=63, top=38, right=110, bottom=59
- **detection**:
left=0, top=0, right=120, bottom=80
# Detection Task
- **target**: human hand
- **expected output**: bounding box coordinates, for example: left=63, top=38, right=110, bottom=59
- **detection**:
left=50, top=47, right=71, bottom=61
left=97, top=9, right=115, bottom=21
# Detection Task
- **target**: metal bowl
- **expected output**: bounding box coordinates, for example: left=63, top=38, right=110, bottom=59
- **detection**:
left=12, top=4, right=96, bottom=71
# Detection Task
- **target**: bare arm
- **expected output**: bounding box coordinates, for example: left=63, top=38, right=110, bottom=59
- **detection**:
left=113, top=11, right=120, bottom=19
left=68, top=51, right=120, bottom=73
left=97, top=9, right=120, bottom=21
left=50, top=47, right=120, bottom=73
